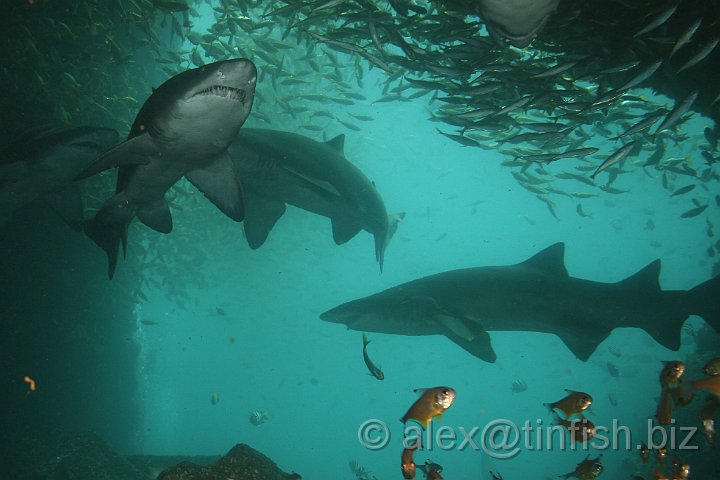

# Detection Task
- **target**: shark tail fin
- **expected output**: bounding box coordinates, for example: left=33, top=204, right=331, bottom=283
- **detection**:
left=688, top=274, right=720, bottom=333
left=374, top=212, right=406, bottom=273
left=84, top=206, right=132, bottom=279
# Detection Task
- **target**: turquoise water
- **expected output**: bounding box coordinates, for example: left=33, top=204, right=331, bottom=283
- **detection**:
left=2, top=1, right=719, bottom=479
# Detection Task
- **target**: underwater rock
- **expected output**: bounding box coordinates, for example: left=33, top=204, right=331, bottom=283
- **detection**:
left=157, top=443, right=300, bottom=480
left=0, top=430, right=150, bottom=480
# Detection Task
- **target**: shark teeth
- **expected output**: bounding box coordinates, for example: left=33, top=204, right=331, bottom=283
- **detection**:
left=195, top=85, right=245, bottom=101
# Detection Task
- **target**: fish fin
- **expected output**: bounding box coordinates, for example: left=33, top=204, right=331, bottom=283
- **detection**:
left=435, top=312, right=497, bottom=363
left=84, top=216, right=125, bottom=279
left=326, top=133, right=345, bottom=154
left=618, top=259, right=661, bottom=291
left=242, top=189, right=286, bottom=249
left=688, top=274, right=720, bottom=333
left=74, top=134, right=155, bottom=180
left=137, top=198, right=173, bottom=233
left=43, top=183, right=83, bottom=231
left=186, top=152, right=245, bottom=222
left=519, top=242, right=568, bottom=277
left=331, top=216, right=362, bottom=245
left=363, top=333, right=370, bottom=347
left=375, top=212, right=406, bottom=272
left=556, top=329, right=610, bottom=362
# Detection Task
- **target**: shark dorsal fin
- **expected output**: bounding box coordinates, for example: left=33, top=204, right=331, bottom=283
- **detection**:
left=326, top=134, right=345, bottom=154
left=619, top=259, right=661, bottom=291
left=520, top=242, right=568, bottom=277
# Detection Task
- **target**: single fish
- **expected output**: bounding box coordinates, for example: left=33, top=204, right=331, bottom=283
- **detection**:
left=653, top=90, right=698, bottom=136
left=591, top=141, right=637, bottom=179
left=677, top=37, right=719, bottom=73
left=401, top=387, right=456, bottom=428
left=545, top=390, right=592, bottom=419
left=669, top=18, right=702, bottom=58
left=704, top=357, right=720, bottom=375
left=633, top=4, right=678, bottom=38
left=362, top=334, right=384, bottom=380
left=559, top=455, right=603, bottom=479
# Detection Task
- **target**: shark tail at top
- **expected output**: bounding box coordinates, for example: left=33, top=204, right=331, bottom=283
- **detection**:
left=688, top=273, right=720, bottom=333
left=375, top=212, right=406, bottom=272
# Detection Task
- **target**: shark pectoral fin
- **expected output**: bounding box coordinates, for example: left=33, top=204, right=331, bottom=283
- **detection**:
left=74, top=134, right=155, bottom=180
left=435, top=313, right=497, bottom=363
left=242, top=189, right=286, bottom=249
left=557, top=329, right=611, bottom=362
left=331, top=216, right=362, bottom=245
left=186, top=152, right=244, bottom=222
left=137, top=198, right=173, bottom=233
left=43, top=184, right=83, bottom=231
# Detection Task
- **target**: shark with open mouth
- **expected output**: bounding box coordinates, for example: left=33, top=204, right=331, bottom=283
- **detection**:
left=76, top=59, right=257, bottom=278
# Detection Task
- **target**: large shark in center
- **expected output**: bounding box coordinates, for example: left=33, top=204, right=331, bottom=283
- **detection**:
left=76, top=59, right=257, bottom=278
left=228, top=128, right=403, bottom=271
left=321, top=243, right=720, bottom=363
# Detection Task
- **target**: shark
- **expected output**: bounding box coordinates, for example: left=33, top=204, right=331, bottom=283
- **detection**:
left=228, top=128, right=404, bottom=271
left=75, top=59, right=257, bottom=278
left=477, top=0, right=559, bottom=48
left=0, top=126, right=119, bottom=231
left=320, top=243, right=720, bottom=363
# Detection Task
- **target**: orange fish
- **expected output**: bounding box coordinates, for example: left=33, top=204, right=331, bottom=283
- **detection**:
left=640, top=442, right=650, bottom=463
left=401, top=387, right=456, bottom=428
left=557, top=416, right=596, bottom=444
left=656, top=388, right=672, bottom=425
left=703, top=357, right=720, bottom=376
left=652, top=470, right=668, bottom=480
left=672, top=456, right=690, bottom=479
left=656, top=446, right=667, bottom=465
left=699, top=395, right=719, bottom=447
left=669, top=380, right=693, bottom=407
left=23, top=375, right=36, bottom=398
left=401, top=442, right=418, bottom=479
left=546, top=390, right=592, bottom=419
left=692, top=375, right=720, bottom=396
left=659, top=361, right=685, bottom=388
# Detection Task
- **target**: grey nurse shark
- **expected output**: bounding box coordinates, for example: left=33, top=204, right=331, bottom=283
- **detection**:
left=321, top=243, right=720, bottom=363
left=0, top=126, right=119, bottom=231
left=229, top=128, right=404, bottom=271
left=76, top=59, right=257, bottom=278
left=477, top=0, right=559, bottom=48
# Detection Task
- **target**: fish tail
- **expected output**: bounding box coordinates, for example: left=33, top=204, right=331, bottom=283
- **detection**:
left=688, top=274, right=720, bottom=333
left=84, top=202, right=132, bottom=279
left=363, top=333, right=370, bottom=347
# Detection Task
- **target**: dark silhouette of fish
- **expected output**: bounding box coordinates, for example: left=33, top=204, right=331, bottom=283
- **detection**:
left=321, top=243, right=720, bottom=363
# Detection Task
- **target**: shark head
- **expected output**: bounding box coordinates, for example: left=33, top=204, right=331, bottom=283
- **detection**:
left=132, top=58, right=257, bottom=150
left=320, top=288, right=446, bottom=336
left=477, top=0, right=559, bottom=48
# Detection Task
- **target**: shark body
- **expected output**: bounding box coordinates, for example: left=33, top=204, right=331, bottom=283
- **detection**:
left=76, top=59, right=257, bottom=278
left=321, top=243, right=720, bottom=362
left=0, top=126, right=119, bottom=231
left=229, top=128, right=403, bottom=271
